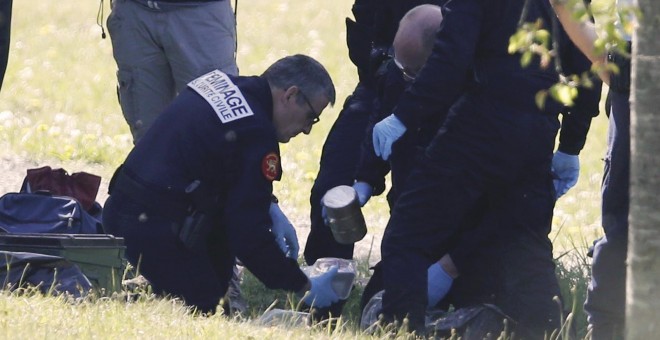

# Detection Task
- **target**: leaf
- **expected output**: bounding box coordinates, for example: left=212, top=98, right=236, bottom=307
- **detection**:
left=550, top=84, right=576, bottom=106
left=521, top=51, right=533, bottom=67
left=508, top=31, right=526, bottom=54
left=535, top=90, right=548, bottom=110
left=534, top=29, right=550, bottom=45
left=580, top=72, right=594, bottom=88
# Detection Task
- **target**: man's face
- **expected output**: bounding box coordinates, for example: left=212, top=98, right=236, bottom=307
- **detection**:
left=393, top=42, right=430, bottom=83
left=392, top=25, right=433, bottom=83
left=273, top=86, right=328, bottom=143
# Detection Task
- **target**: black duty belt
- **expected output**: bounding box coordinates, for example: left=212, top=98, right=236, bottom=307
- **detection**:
left=109, top=166, right=190, bottom=221
left=131, top=0, right=221, bottom=11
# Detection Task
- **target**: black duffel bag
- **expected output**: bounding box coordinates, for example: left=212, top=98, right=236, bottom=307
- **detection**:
left=0, top=192, right=103, bottom=234
left=0, top=250, right=93, bottom=297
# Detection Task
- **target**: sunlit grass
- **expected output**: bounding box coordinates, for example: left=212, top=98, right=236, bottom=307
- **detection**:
left=0, top=288, right=364, bottom=339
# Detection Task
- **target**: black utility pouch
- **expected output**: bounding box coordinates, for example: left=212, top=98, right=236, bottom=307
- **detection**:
left=173, top=180, right=218, bottom=253
left=176, top=211, right=213, bottom=252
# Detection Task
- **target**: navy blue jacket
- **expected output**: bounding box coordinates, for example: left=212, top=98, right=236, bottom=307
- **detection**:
left=122, top=72, right=308, bottom=292
left=358, top=0, right=601, bottom=192
left=392, top=0, right=596, bottom=129
left=362, top=0, right=600, bottom=270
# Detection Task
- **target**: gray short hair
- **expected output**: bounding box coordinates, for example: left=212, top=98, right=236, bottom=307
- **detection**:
left=262, top=54, right=336, bottom=106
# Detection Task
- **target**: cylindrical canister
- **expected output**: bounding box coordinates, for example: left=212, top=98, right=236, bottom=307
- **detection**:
left=322, top=185, right=367, bottom=244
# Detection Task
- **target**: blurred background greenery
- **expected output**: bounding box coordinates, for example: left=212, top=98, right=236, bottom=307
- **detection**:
left=0, top=0, right=619, bottom=337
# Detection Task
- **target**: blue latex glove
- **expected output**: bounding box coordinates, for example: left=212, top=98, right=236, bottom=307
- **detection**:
left=427, top=262, right=454, bottom=308
left=551, top=151, right=580, bottom=199
left=352, top=181, right=373, bottom=207
left=269, top=202, right=299, bottom=260
left=302, top=265, right=340, bottom=308
left=372, top=114, right=406, bottom=161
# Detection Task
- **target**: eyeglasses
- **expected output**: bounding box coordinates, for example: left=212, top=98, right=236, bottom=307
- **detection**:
left=393, top=58, right=418, bottom=83
left=299, top=91, right=320, bottom=125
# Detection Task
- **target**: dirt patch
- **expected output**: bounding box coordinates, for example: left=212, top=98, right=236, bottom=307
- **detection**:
left=0, top=154, right=41, bottom=194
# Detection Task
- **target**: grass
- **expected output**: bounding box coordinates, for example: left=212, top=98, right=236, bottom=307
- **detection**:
left=0, top=288, right=349, bottom=339
left=0, top=0, right=617, bottom=338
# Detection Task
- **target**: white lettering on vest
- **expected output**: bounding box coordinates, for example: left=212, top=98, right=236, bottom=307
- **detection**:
left=188, top=70, right=255, bottom=123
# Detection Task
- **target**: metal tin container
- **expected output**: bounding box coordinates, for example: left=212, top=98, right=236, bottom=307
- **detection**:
left=322, top=185, right=367, bottom=244
left=302, top=257, right=357, bottom=300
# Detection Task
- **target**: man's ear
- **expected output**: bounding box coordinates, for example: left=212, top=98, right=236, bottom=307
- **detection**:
left=282, top=85, right=300, bottom=103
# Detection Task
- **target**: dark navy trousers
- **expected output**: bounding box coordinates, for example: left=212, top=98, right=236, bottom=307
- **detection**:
left=584, top=89, right=630, bottom=339
left=103, top=191, right=234, bottom=314
left=304, top=83, right=375, bottom=265
left=380, top=93, right=562, bottom=336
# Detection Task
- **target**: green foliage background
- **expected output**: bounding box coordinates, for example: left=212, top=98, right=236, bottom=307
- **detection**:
left=0, top=0, right=618, bottom=338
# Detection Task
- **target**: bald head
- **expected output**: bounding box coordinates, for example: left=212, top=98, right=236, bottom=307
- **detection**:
left=393, top=4, right=444, bottom=81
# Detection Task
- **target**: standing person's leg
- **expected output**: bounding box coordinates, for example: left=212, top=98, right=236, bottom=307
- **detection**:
left=584, top=89, right=630, bottom=340
left=304, top=83, right=375, bottom=265
left=380, top=97, right=560, bottom=334
left=380, top=147, right=487, bottom=333
left=107, top=0, right=175, bottom=143
left=380, top=100, right=501, bottom=332
left=0, top=0, right=12, bottom=91
left=497, top=162, right=562, bottom=339
left=167, top=0, right=238, bottom=89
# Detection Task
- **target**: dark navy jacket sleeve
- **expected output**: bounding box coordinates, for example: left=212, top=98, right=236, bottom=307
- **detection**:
left=193, top=75, right=308, bottom=293
left=392, top=0, right=482, bottom=130
left=355, top=61, right=408, bottom=195
left=356, top=116, right=390, bottom=196
left=557, top=80, right=601, bottom=155
left=556, top=19, right=602, bottom=155
left=223, top=132, right=308, bottom=293
left=123, top=73, right=308, bottom=293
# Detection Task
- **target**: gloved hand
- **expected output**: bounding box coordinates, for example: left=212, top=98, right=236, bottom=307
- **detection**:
left=373, top=114, right=406, bottom=161
left=269, top=202, right=299, bottom=260
left=302, top=265, right=340, bottom=308
left=427, top=262, right=454, bottom=308
left=352, top=181, right=373, bottom=207
left=551, top=151, right=580, bottom=199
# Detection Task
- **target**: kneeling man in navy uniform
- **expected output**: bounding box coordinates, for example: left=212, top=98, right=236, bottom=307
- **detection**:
left=103, top=54, right=338, bottom=314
